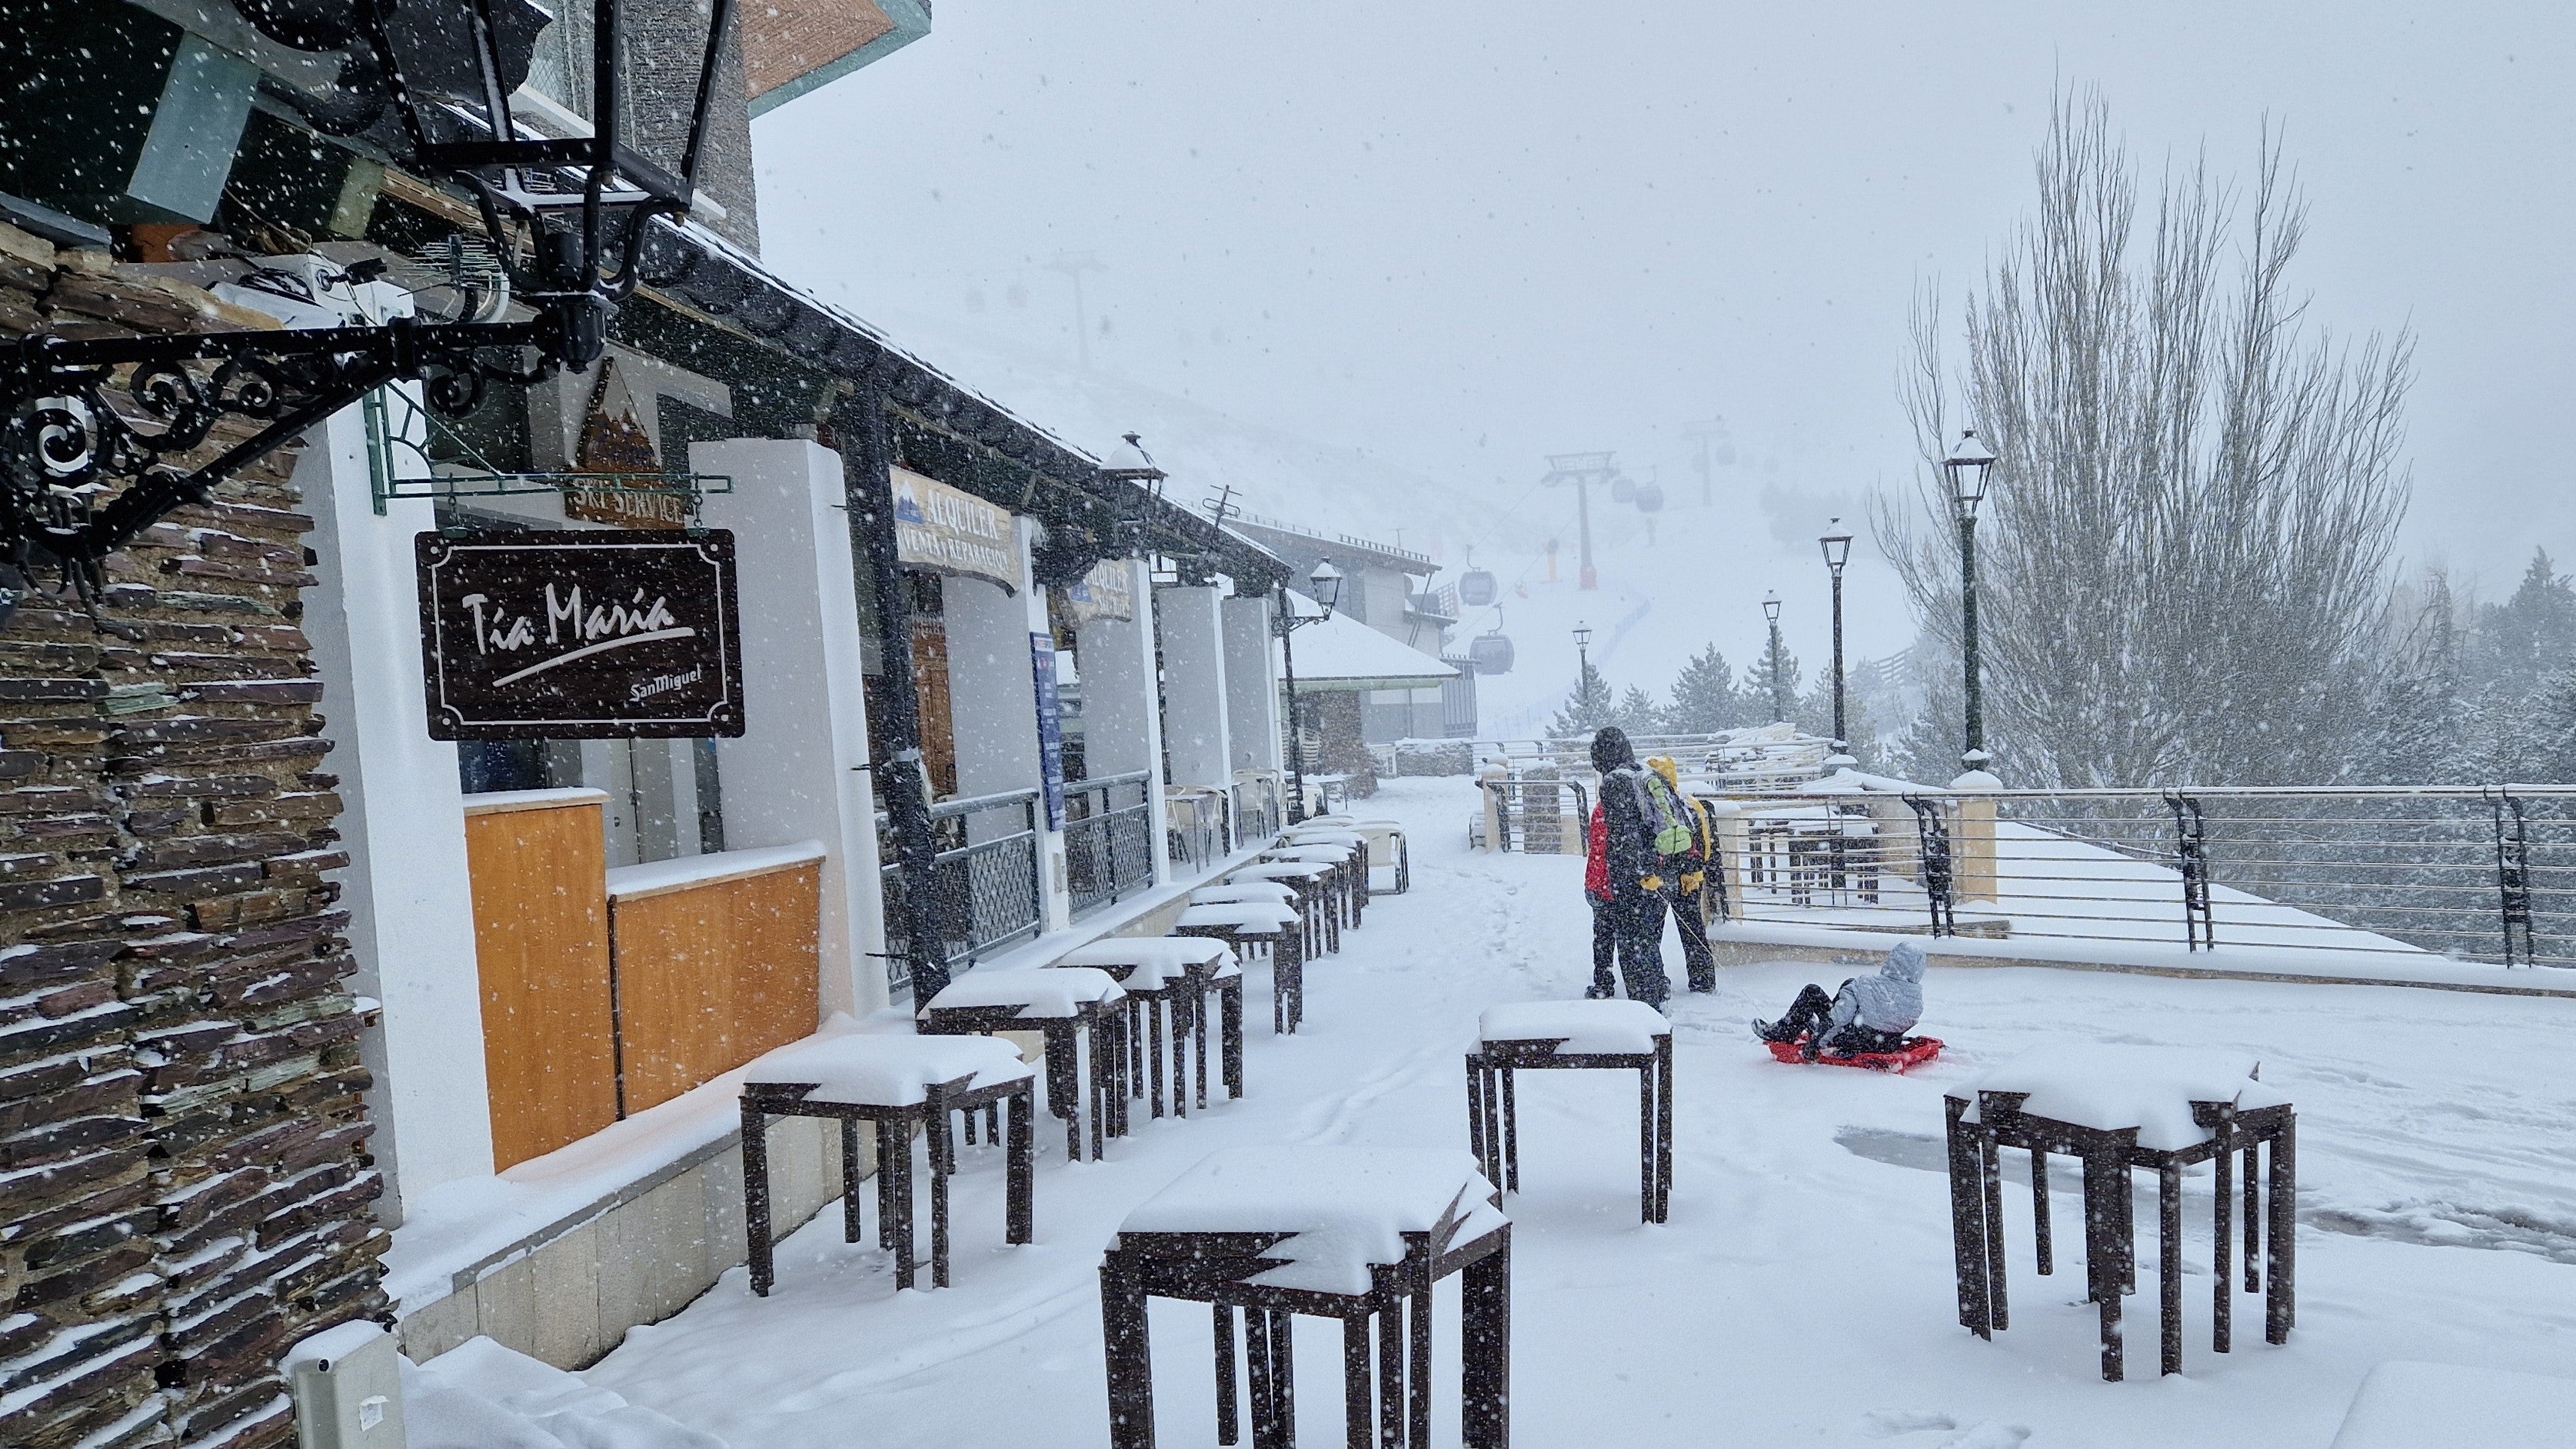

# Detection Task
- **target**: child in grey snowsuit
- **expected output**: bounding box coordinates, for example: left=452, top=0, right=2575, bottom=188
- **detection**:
left=1752, top=941, right=1926, bottom=1058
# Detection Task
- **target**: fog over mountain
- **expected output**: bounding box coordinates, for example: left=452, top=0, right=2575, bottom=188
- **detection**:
left=755, top=2, right=2574, bottom=687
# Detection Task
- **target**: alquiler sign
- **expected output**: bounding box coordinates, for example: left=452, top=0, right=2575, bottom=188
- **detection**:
left=415, top=531, right=747, bottom=738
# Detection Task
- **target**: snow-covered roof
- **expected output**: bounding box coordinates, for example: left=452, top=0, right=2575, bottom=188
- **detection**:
left=1287, top=608, right=1459, bottom=691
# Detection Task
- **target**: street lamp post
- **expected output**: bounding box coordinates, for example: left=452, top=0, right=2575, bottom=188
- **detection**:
left=1573, top=623, right=1594, bottom=707
left=1275, top=558, right=1345, bottom=823
left=1761, top=591, right=1789, bottom=724
left=1819, top=518, right=1853, bottom=760
left=1943, top=429, right=1999, bottom=774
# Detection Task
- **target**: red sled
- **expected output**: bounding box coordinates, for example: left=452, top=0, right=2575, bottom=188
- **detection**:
left=1766, top=1037, right=1944, bottom=1073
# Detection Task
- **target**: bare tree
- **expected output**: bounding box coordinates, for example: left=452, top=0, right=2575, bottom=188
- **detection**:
left=1879, top=90, right=2413, bottom=787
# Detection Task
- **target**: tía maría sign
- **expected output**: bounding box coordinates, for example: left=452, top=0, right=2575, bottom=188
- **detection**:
left=415, top=530, right=745, bottom=739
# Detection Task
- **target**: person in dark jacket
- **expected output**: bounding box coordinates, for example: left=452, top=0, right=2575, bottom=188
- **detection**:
left=1752, top=941, right=1927, bottom=1058
left=1590, top=726, right=1672, bottom=1009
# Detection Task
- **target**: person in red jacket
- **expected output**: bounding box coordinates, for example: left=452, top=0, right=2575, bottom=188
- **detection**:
left=1583, top=801, right=1618, bottom=998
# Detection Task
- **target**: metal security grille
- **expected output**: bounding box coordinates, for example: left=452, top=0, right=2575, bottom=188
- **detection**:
left=1696, top=785, right=2576, bottom=968
left=877, top=788, right=1045, bottom=997
left=1067, top=771, right=1157, bottom=918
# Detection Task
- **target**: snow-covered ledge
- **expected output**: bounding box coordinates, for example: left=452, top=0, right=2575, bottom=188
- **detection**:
left=605, top=841, right=827, bottom=901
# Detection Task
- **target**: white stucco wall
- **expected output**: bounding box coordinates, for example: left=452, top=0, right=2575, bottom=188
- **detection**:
left=1154, top=585, right=1232, bottom=789
left=300, top=395, right=495, bottom=1218
left=1074, top=558, right=1172, bottom=884
left=1220, top=593, right=1282, bottom=778
left=693, top=440, right=887, bottom=1018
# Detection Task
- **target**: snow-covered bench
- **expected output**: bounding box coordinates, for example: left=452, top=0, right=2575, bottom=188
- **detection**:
left=917, top=967, right=1130, bottom=1163
left=1100, top=1147, right=1513, bottom=1449
left=740, top=1032, right=1035, bottom=1294
left=1944, top=1044, right=2296, bottom=1381
left=1176, top=901, right=1307, bottom=1035
left=1055, top=936, right=1243, bottom=1114
left=1468, top=1000, right=1675, bottom=1224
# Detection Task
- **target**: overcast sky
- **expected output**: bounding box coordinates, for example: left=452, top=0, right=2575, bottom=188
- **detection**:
left=756, top=1, right=2575, bottom=608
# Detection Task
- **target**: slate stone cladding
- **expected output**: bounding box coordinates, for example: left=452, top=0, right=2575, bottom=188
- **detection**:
left=0, top=225, right=385, bottom=1449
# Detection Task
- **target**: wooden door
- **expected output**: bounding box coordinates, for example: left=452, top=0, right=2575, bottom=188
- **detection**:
left=464, top=793, right=617, bottom=1170
left=912, top=618, right=958, bottom=797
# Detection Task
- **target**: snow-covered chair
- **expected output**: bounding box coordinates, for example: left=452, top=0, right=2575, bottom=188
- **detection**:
left=917, top=968, right=1130, bottom=1162
left=1175, top=901, right=1306, bottom=1034
left=1467, top=1001, right=1674, bottom=1224
left=741, top=1033, right=1035, bottom=1294
left=1054, top=935, right=1243, bottom=1114
left=1100, top=1147, right=1513, bottom=1449
left=1945, top=1044, right=2296, bottom=1381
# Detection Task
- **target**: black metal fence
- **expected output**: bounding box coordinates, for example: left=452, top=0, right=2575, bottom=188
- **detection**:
left=1067, top=770, right=1157, bottom=918
left=878, top=788, right=1046, bottom=998
left=1698, top=785, right=2576, bottom=968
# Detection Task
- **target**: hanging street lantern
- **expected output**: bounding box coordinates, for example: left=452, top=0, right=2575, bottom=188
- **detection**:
left=0, top=0, right=738, bottom=603
left=1942, top=428, right=1999, bottom=772
left=1819, top=517, right=1854, bottom=759
left=1273, top=556, right=1344, bottom=823
left=1761, top=590, right=1789, bottom=724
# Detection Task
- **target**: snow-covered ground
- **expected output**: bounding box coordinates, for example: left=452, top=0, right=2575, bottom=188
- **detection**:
left=537, top=776, right=2576, bottom=1447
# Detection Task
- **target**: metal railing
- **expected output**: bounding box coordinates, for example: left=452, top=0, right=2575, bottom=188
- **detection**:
left=1483, top=730, right=1840, bottom=791
left=1067, top=771, right=1157, bottom=919
left=877, top=788, right=1045, bottom=997
left=1699, top=785, right=2576, bottom=968
left=1479, top=778, right=1592, bottom=854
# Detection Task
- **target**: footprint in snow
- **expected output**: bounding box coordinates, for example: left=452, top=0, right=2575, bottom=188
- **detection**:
left=1861, top=1410, right=2031, bottom=1447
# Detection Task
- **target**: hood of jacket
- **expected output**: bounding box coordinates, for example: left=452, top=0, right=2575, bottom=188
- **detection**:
left=1590, top=726, right=1636, bottom=774
left=1840, top=940, right=1925, bottom=1034
left=1882, top=940, right=1927, bottom=984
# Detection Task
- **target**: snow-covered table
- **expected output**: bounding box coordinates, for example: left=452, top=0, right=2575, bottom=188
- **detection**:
left=1263, top=840, right=1366, bottom=930
left=1100, top=1147, right=1512, bottom=1449
left=918, top=967, right=1130, bottom=1163
left=1944, top=1044, right=2297, bottom=1381
left=1056, top=935, right=1243, bottom=1114
left=1176, top=901, right=1308, bottom=1035
left=1226, top=860, right=1341, bottom=956
left=1467, top=1000, right=1675, bottom=1224
left=1304, top=814, right=1412, bottom=894
left=739, top=1033, right=1036, bottom=1294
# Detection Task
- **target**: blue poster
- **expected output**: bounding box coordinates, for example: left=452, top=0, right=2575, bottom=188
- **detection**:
left=1030, top=632, right=1068, bottom=831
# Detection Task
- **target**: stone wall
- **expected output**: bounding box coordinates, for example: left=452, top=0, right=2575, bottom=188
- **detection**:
left=0, top=225, right=384, bottom=1449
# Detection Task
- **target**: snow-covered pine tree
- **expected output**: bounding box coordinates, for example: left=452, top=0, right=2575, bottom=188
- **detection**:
left=1743, top=638, right=1801, bottom=726
left=1549, top=657, right=1617, bottom=736
left=1616, top=685, right=1663, bottom=733
left=1663, top=643, right=1745, bottom=732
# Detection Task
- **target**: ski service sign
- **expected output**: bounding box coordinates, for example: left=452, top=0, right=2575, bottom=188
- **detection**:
left=415, top=530, right=747, bottom=739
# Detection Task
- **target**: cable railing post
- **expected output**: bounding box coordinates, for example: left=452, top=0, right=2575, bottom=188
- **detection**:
left=2166, top=792, right=2214, bottom=952
left=2489, top=788, right=2535, bottom=967
left=1906, top=795, right=1955, bottom=938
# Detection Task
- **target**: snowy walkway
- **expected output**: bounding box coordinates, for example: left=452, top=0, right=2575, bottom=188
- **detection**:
left=577, top=777, right=2576, bottom=1448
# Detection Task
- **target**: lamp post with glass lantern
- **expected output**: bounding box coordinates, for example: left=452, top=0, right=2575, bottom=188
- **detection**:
left=1761, top=591, right=1789, bottom=724
left=1819, top=518, right=1853, bottom=761
left=1943, top=430, right=1999, bottom=774
left=1274, top=558, right=1344, bottom=823
left=1573, top=623, right=1594, bottom=711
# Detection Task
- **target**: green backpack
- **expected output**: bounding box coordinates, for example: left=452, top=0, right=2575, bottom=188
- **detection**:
left=1635, top=771, right=1696, bottom=858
